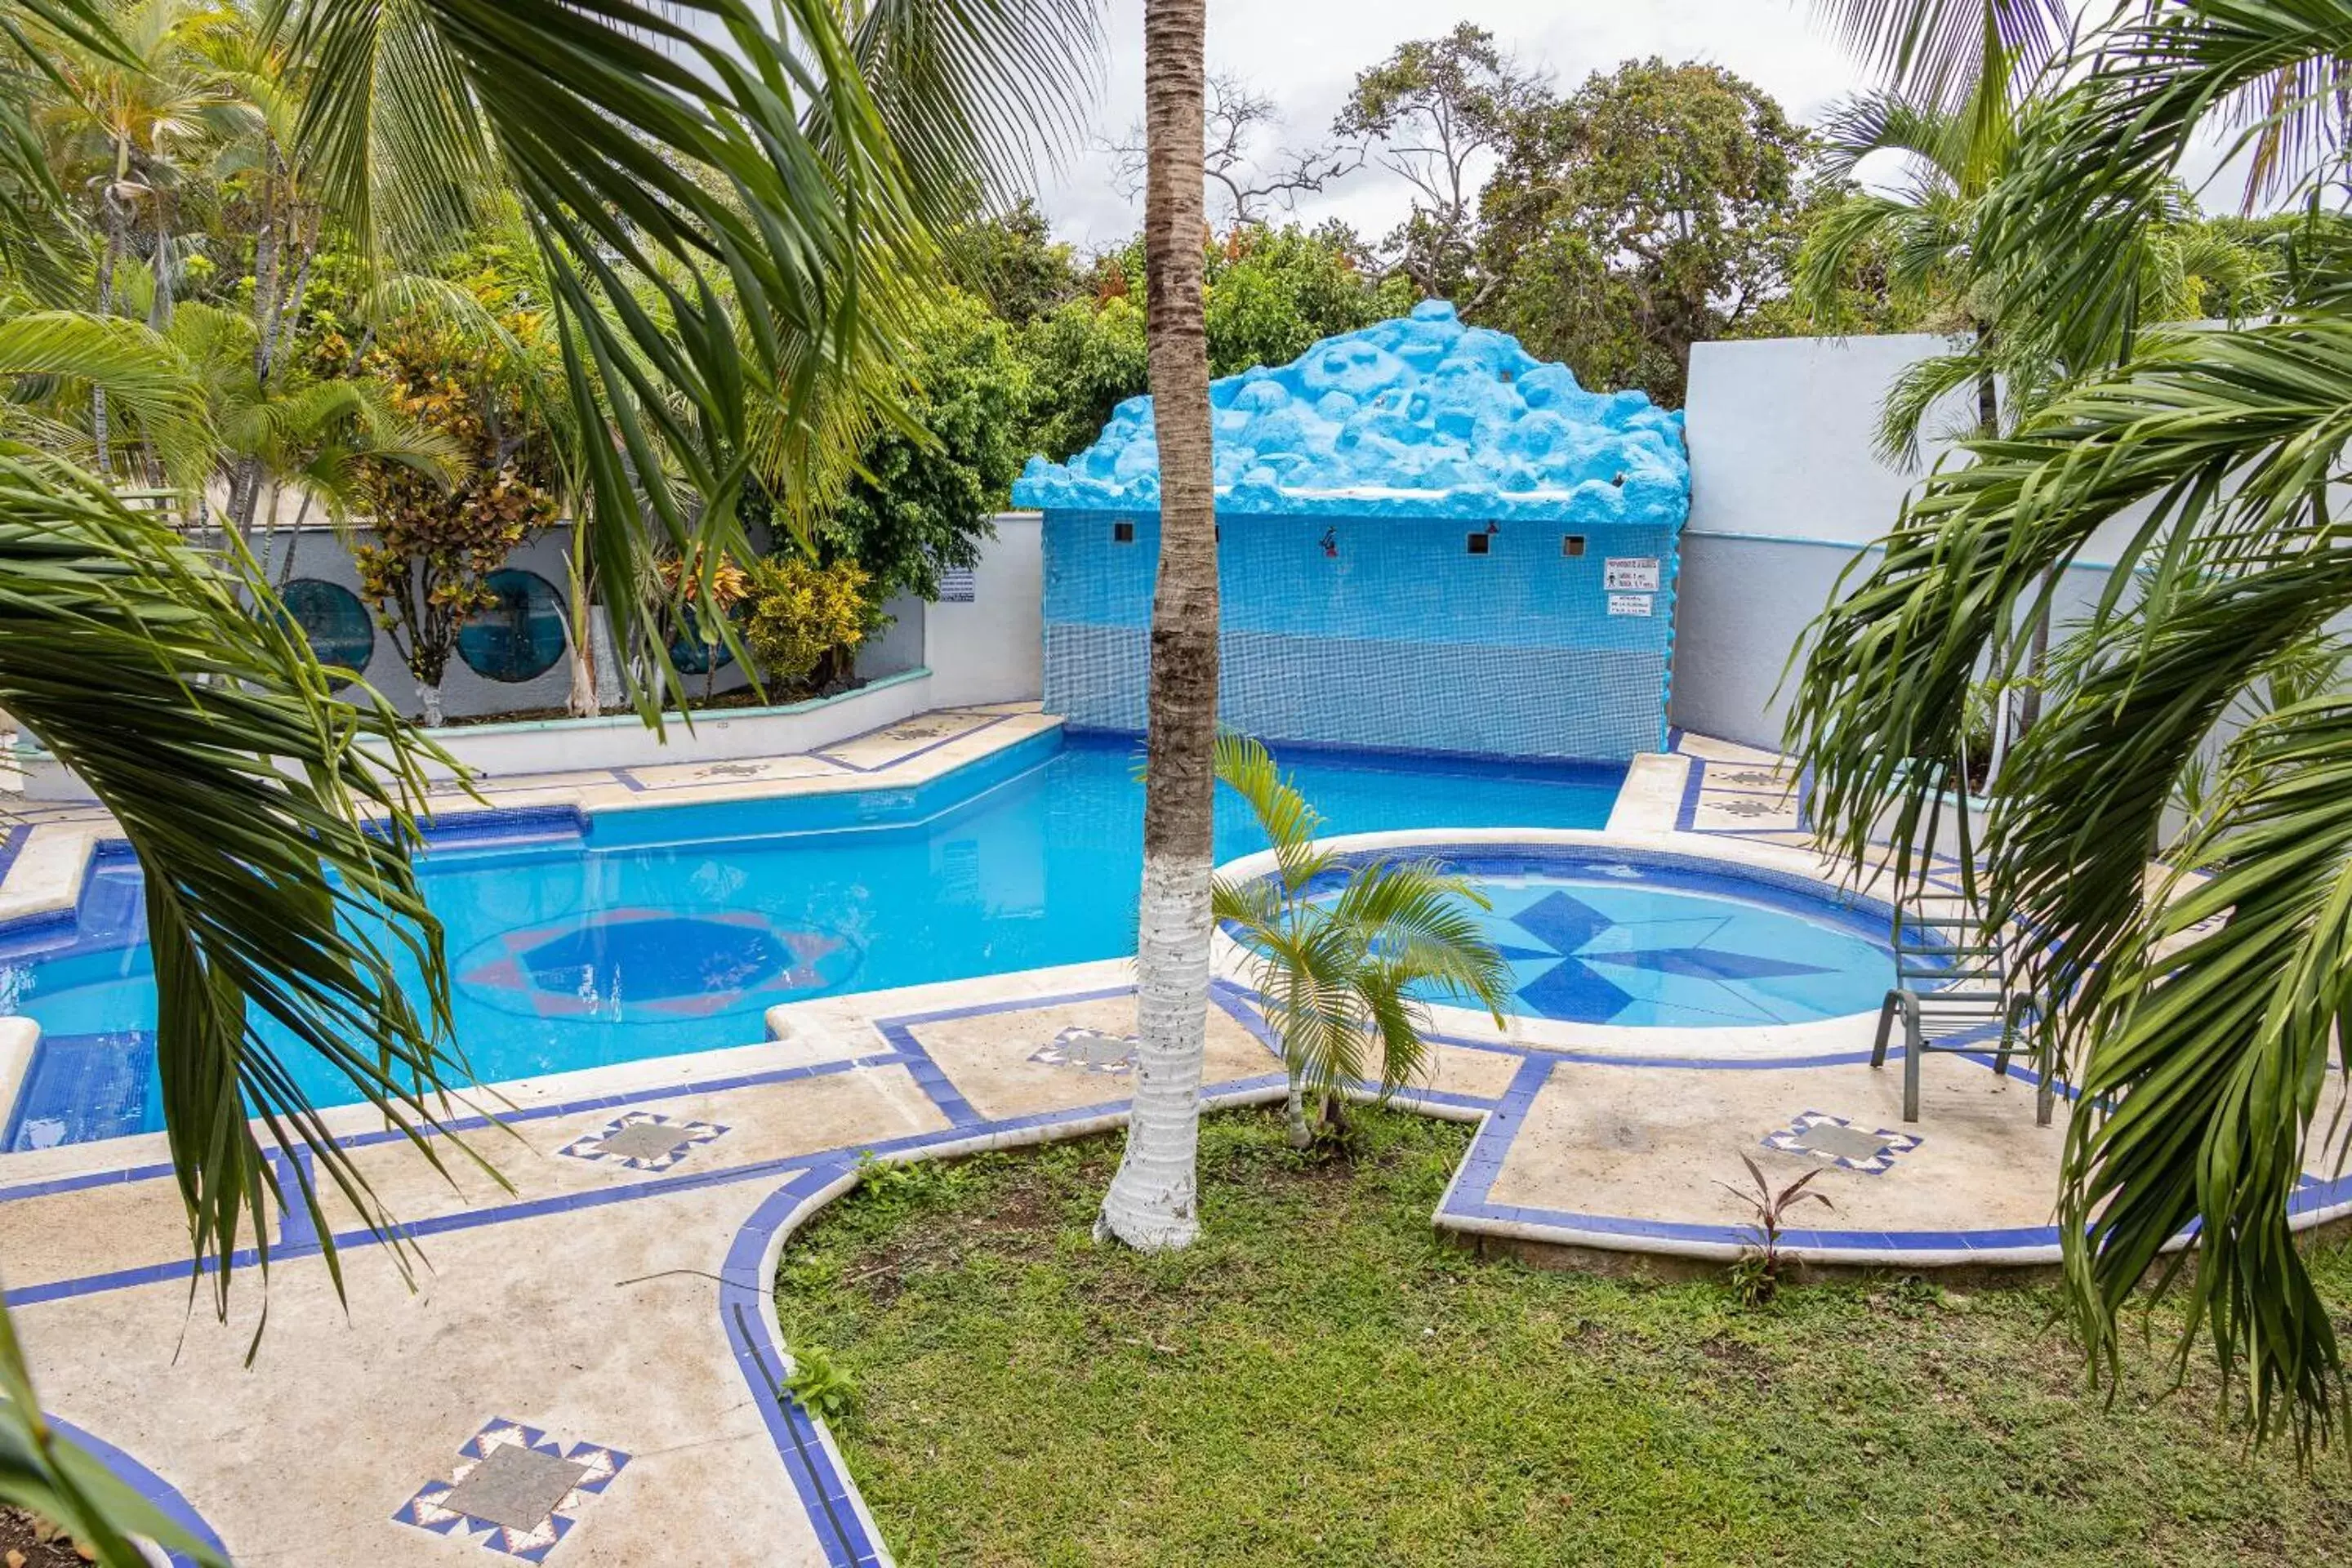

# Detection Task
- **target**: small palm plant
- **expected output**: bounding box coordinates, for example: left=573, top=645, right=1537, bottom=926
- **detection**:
left=1210, top=733, right=1511, bottom=1148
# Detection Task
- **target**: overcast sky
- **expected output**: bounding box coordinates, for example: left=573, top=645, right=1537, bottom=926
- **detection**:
left=1035, top=1, right=1873, bottom=249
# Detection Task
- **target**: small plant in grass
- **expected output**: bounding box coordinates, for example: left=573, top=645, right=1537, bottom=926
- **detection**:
left=1718, top=1152, right=1833, bottom=1306
left=785, top=1343, right=859, bottom=1426
left=853, top=1151, right=961, bottom=1215
left=1210, top=733, right=1510, bottom=1149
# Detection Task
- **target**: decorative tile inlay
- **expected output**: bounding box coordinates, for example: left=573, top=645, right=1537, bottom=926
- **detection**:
left=1708, top=796, right=1788, bottom=819
left=1762, top=1111, right=1923, bottom=1175
left=394, top=1418, right=629, bottom=1562
left=559, top=1111, right=728, bottom=1172
left=1028, top=1026, right=1138, bottom=1075
left=456, top=907, right=860, bottom=1021
left=1712, top=769, right=1792, bottom=789
left=1477, top=886, right=1853, bottom=1027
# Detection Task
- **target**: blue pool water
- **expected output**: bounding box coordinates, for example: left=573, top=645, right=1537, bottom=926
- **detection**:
left=2, top=733, right=1623, bottom=1147
left=1402, top=851, right=1897, bottom=1027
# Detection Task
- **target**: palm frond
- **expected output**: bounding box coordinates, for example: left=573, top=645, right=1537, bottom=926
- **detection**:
left=0, top=310, right=212, bottom=487
left=1791, top=305, right=2352, bottom=1450
left=1811, top=0, right=2071, bottom=114
left=1978, top=2, right=2352, bottom=362
left=2057, top=692, right=2352, bottom=1454
left=1213, top=731, right=1331, bottom=891
left=1814, top=88, right=1969, bottom=182
left=0, top=448, right=489, bottom=1321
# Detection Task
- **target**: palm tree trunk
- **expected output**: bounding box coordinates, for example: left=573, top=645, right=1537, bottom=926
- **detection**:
left=1974, top=329, right=2052, bottom=739
left=92, top=199, right=124, bottom=478
left=1284, top=1070, right=1311, bottom=1149
left=1098, top=0, right=1217, bottom=1252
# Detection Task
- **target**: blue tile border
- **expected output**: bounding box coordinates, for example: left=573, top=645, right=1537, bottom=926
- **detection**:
left=47, top=1414, right=229, bottom=1567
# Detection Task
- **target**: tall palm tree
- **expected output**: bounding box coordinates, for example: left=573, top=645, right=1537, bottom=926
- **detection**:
left=29, top=0, right=247, bottom=474
left=1094, top=0, right=1215, bottom=1250
left=1812, top=0, right=2070, bottom=154
left=1790, top=0, right=2352, bottom=1453
left=1795, top=89, right=2013, bottom=449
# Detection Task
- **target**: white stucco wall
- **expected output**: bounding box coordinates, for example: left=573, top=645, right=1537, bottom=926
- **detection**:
left=924, top=511, right=1044, bottom=707
left=1673, top=335, right=2134, bottom=750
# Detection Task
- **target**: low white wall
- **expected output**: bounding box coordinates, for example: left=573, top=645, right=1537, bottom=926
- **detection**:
left=11, top=668, right=941, bottom=798
left=1671, top=532, right=2114, bottom=750
left=924, top=512, right=1043, bottom=707
left=410, top=666, right=938, bottom=780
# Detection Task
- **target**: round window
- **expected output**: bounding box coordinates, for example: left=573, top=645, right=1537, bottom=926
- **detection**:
left=279, top=578, right=374, bottom=688
left=670, top=627, right=737, bottom=677
left=457, top=568, right=566, bottom=684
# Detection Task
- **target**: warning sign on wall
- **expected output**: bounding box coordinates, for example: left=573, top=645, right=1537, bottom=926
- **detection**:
left=937, top=565, right=977, bottom=603
left=1604, top=557, right=1661, bottom=592
left=1607, top=594, right=1653, bottom=617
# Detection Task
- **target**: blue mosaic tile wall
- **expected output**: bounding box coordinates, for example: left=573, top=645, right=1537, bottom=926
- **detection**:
left=1040, top=510, right=1680, bottom=761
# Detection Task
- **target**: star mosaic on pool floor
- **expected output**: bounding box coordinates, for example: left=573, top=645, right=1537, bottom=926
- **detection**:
left=1762, top=1110, right=1922, bottom=1174
left=559, top=1111, right=727, bottom=1172
left=394, top=1418, right=629, bottom=1562
left=1463, top=884, right=1884, bottom=1027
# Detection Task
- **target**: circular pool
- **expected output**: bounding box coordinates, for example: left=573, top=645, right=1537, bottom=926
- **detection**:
left=1280, top=840, right=1909, bottom=1030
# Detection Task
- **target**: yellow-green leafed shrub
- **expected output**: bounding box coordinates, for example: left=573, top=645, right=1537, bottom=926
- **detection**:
left=746, top=557, right=870, bottom=693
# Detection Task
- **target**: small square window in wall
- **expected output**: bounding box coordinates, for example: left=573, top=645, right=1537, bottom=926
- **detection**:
left=1112, top=520, right=1136, bottom=544
left=1563, top=534, right=1587, bottom=558
left=1465, top=532, right=1491, bottom=555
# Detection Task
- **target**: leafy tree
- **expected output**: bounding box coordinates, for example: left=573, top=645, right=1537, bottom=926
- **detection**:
left=1726, top=179, right=1934, bottom=343
left=954, top=198, right=1079, bottom=328
left=1477, top=58, right=1813, bottom=407
left=743, top=555, right=869, bottom=694
left=1333, top=23, right=1549, bottom=301
left=1014, top=290, right=1147, bottom=461
left=349, top=310, right=557, bottom=724
left=1210, top=734, right=1507, bottom=1147
left=1203, top=221, right=1412, bottom=377
left=814, top=287, right=1027, bottom=598
left=1015, top=222, right=1404, bottom=461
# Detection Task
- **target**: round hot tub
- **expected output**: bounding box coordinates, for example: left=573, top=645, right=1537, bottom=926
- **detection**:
left=1259, top=839, right=1918, bottom=1032
left=1421, top=852, right=1896, bottom=1027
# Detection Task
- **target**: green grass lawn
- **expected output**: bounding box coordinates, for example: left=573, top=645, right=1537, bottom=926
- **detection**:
left=775, top=1108, right=2352, bottom=1566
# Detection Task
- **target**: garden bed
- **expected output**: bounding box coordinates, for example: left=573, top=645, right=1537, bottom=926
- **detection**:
left=777, top=1108, right=2352, bottom=1566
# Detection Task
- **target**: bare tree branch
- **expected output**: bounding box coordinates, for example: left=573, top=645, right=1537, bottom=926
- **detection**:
left=1106, top=69, right=1359, bottom=225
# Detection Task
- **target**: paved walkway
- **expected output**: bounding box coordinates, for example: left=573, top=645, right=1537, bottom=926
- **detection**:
left=2, top=719, right=2344, bottom=1566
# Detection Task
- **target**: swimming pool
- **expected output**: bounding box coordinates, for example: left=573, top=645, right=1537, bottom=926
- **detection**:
left=1417, top=852, right=1899, bottom=1027
left=1, top=732, right=1623, bottom=1147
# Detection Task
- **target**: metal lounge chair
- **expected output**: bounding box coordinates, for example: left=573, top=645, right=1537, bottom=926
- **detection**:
left=1868, top=764, right=2054, bottom=1125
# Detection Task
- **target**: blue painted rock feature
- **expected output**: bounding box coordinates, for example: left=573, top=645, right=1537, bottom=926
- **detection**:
left=1011, top=300, right=1689, bottom=526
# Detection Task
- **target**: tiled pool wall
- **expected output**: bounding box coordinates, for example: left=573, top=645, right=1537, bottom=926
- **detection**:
left=1041, top=510, right=1681, bottom=763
